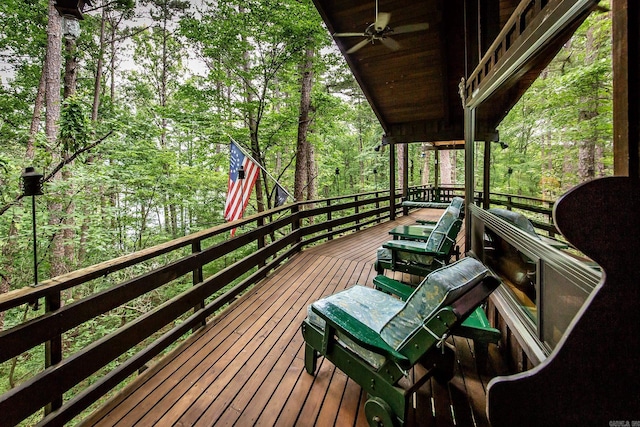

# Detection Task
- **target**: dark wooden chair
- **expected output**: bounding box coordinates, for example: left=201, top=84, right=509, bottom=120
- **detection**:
left=301, top=258, right=500, bottom=427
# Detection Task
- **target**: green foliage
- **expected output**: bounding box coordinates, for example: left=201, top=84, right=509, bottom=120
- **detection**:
left=59, top=96, right=90, bottom=153
left=0, top=1, right=614, bottom=422
left=493, top=10, right=612, bottom=199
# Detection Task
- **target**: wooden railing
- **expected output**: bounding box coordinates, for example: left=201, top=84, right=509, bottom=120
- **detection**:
left=0, top=184, right=563, bottom=425
left=407, top=186, right=560, bottom=238
left=465, top=0, right=549, bottom=100
left=0, top=189, right=403, bottom=427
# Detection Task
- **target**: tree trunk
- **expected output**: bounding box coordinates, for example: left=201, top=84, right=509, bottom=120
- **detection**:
left=577, top=26, right=598, bottom=183
left=421, top=144, right=431, bottom=185
left=397, top=143, right=406, bottom=191
left=294, top=45, right=314, bottom=202
left=92, top=7, right=107, bottom=121
left=27, top=61, right=47, bottom=159
left=45, top=0, right=66, bottom=278
left=440, top=150, right=453, bottom=185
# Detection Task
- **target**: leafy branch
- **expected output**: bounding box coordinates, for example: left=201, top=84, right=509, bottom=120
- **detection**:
left=0, top=130, right=113, bottom=217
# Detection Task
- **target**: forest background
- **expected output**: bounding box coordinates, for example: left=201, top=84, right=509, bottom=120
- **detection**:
left=0, top=0, right=612, bottom=417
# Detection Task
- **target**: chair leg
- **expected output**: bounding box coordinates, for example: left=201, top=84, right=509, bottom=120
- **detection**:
left=474, top=340, right=489, bottom=372
left=305, top=343, right=318, bottom=375
left=432, top=345, right=456, bottom=385
left=374, top=261, right=384, bottom=275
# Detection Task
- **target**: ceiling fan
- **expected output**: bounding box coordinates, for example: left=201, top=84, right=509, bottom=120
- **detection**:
left=333, top=0, right=429, bottom=54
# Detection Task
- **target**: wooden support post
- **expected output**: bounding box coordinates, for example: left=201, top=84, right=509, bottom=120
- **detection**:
left=434, top=149, right=440, bottom=201
left=389, top=140, right=396, bottom=221
left=192, top=240, right=205, bottom=331
left=326, top=200, right=333, bottom=240
left=464, top=107, right=476, bottom=252
left=45, top=292, right=62, bottom=414
left=613, top=0, right=640, bottom=177
left=354, top=195, right=360, bottom=231
left=257, top=217, right=266, bottom=268
left=292, top=204, right=301, bottom=243
left=483, top=139, right=491, bottom=209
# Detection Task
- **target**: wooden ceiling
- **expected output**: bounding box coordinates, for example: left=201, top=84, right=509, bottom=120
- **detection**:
left=311, top=0, right=596, bottom=144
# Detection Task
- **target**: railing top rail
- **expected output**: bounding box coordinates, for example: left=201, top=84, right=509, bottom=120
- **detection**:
left=0, top=190, right=399, bottom=311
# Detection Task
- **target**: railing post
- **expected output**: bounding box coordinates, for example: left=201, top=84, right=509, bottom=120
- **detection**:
left=45, top=292, right=63, bottom=414
left=292, top=204, right=301, bottom=244
left=257, top=216, right=266, bottom=267
left=507, top=195, right=512, bottom=210
left=192, top=240, right=205, bottom=330
left=375, top=192, right=381, bottom=223
left=326, top=200, right=333, bottom=240
left=354, top=195, right=360, bottom=231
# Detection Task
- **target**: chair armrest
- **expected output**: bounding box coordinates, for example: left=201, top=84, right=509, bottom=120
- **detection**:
left=373, top=275, right=413, bottom=301
left=310, top=301, right=409, bottom=367
left=382, top=240, right=440, bottom=255
left=416, top=219, right=438, bottom=225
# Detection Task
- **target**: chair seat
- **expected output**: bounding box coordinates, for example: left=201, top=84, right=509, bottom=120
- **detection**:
left=307, top=285, right=404, bottom=368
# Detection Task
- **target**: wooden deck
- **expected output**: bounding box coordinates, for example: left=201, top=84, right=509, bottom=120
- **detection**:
left=82, top=210, right=505, bottom=427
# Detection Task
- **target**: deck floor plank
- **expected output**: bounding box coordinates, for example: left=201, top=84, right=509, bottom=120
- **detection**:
left=82, top=209, right=499, bottom=427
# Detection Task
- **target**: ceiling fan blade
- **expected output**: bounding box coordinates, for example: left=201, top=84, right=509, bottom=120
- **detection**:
left=333, top=32, right=366, bottom=37
left=381, top=37, right=401, bottom=51
left=393, top=22, right=430, bottom=34
left=346, top=38, right=371, bottom=54
left=374, top=12, right=391, bottom=31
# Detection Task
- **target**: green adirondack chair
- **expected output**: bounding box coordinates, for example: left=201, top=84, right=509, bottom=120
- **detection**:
left=301, top=258, right=500, bottom=427
left=374, top=198, right=464, bottom=276
left=389, top=197, right=465, bottom=242
left=372, top=274, right=501, bottom=369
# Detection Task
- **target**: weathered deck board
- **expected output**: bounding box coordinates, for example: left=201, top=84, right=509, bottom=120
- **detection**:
left=81, top=209, right=497, bottom=427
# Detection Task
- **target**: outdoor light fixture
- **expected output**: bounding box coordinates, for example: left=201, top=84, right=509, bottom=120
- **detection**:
left=54, top=0, right=91, bottom=39
left=237, top=165, right=245, bottom=180
left=21, top=167, right=44, bottom=290
left=54, top=0, right=91, bottom=20
left=499, top=141, right=509, bottom=149
left=335, top=168, right=339, bottom=175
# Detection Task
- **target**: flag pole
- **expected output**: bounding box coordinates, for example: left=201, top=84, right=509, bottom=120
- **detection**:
left=229, top=137, right=293, bottom=199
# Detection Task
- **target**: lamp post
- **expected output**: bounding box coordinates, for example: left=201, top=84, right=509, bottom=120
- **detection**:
left=335, top=168, right=340, bottom=195
left=373, top=168, right=378, bottom=190
left=21, top=167, right=44, bottom=288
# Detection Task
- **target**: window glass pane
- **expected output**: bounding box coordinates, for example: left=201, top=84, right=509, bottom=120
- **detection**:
left=484, top=229, right=537, bottom=323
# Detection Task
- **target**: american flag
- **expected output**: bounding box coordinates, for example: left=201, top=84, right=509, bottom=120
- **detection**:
left=224, top=142, right=259, bottom=224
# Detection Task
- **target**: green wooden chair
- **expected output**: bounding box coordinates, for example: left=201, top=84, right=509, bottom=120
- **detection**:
left=488, top=208, right=568, bottom=249
left=374, top=198, right=463, bottom=276
left=389, top=197, right=464, bottom=242
left=301, top=258, right=500, bottom=427
left=372, top=274, right=501, bottom=369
